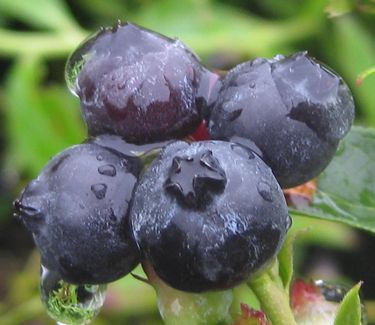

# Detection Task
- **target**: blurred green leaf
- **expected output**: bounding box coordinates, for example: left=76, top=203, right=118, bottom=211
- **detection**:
left=129, top=0, right=325, bottom=58
left=290, top=126, right=375, bottom=234
left=0, top=28, right=88, bottom=58
left=253, top=0, right=310, bottom=18
left=334, top=282, right=362, bottom=325
left=0, top=0, right=80, bottom=31
left=357, top=0, right=375, bottom=14
left=289, top=216, right=356, bottom=250
left=70, top=0, right=130, bottom=27
left=326, top=16, right=375, bottom=125
left=4, top=57, right=85, bottom=177
left=105, top=265, right=157, bottom=317
left=325, top=0, right=354, bottom=17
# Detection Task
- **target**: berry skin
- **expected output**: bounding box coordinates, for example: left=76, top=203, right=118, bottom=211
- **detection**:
left=14, top=142, right=142, bottom=284
left=67, top=22, right=217, bottom=144
left=131, top=140, right=290, bottom=292
left=208, top=52, right=355, bottom=188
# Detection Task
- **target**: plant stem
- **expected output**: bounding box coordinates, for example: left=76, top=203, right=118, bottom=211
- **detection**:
left=0, top=28, right=88, bottom=58
left=248, top=273, right=297, bottom=325
left=357, top=66, right=375, bottom=85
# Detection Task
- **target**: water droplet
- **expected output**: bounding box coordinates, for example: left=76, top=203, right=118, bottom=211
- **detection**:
left=91, top=183, right=107, bottom=199
left=257, top=181, right=273, bottom=202
left=314, top=280, right=347, bottom=302
left=230, top=143, right=255, bottom=159
left=272, top=54, right=285, bottom=62
left=249, top=82, right=255, bottom=88
left=98, top=164, right=116, bottom=177
left=96, top=154, right=103, bottom=161
left=40, top=265, right=106, bottom=325
left=65, top=31, right=100, bottom=97
left=251, top=58, right=267, bottom=66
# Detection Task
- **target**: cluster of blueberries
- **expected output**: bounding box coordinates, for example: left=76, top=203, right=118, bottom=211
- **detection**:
left=14, top=22, right=354, bottom=293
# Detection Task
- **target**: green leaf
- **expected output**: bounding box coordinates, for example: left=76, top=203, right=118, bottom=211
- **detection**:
left=326, top=16, right=375, bottom=126
left=290, top=126, right=375, bottom=234
left=278, top=232, right=298, bottom=293
left=0, top=0, right=80, bottom=31
left=129, top=0, right=325, bottom=58
left=4, top=57, right=85, bottom=177
left=290, top=215, right=356, bottom=250
left=0, top=28, right=88, bottom=58
left=325, top=0, right=354, bottom=17
left=109, top=265, right=157, bottom=316
left=334, top=282, right=362, bottom=325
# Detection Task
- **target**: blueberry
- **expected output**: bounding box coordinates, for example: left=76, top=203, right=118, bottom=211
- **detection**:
left=14, top=142, right=142, bottom=284
left=130, top=140, right=290, bottom=292
left=66, top=22, right=218, bottom=144
left=208, top=52, right=355, bottom=188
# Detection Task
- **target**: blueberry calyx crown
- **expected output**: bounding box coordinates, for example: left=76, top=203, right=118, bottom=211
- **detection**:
left=164, top=149, right=226, bottom=209
left=13, top=196, right=43, bottom=232
left=13, top=199, right=38, bottom=218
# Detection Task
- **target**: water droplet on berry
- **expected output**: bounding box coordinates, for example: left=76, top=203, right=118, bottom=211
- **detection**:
left=98, top=164, right=116, bottom=177
left=91, top=183, right=107, bottom=199
left=230, top=143, right=255, bottom=159
left=251, top=58, right=267, bottom=66
left=257, top=181, right=273, bottom=202
left=40, top=265, right=107, bottom=325
left=65, top=32, right=100, bottom=97
left=96, top=154, right=103, bottom=161
left=249, top=82, right=255, bottom=88
left=272, top=54, right=285, bottom=62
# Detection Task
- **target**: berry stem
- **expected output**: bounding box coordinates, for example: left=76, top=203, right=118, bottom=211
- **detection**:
left=248, top=272, right=297, bottom=325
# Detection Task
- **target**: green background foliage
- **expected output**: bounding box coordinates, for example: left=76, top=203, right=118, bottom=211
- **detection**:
left=0, top=0, right=374, bottom=324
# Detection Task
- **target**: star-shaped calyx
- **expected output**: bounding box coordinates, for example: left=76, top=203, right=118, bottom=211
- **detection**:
left=165, top=149, right=227, bottom=209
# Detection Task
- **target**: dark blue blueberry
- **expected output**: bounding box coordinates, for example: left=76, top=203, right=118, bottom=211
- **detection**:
left=208, top=52, right=355, bottom=188
left=131, top=140, right=290, bottom=292
left=67, top=22, right=218, bottom=144
left=14, top=141, right=142, bottom=284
